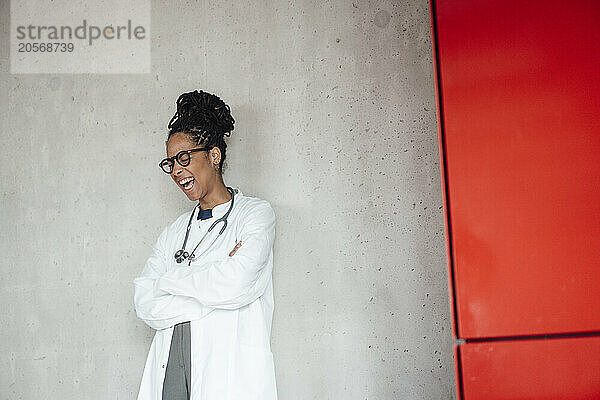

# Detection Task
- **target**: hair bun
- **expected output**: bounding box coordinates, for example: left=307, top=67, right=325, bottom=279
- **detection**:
left=168, top=90, right=235, bottom=136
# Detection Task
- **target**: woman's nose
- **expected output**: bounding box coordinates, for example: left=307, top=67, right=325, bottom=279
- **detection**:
left=172, top=164, right=183, bottom=176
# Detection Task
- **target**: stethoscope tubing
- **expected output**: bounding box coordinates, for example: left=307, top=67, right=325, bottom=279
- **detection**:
left=175, top=186, right=235, bottom=265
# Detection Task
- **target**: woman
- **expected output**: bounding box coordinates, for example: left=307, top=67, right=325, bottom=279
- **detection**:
left=133, top=90, right=278, bottom=400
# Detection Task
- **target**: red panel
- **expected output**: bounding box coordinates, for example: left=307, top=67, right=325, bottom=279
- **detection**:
left=452, top=344, right=461, bottom=400
left=429, top=0, right=460, bottom=342
left=433, top=0, right=600, bottom=338
left=459, top=336, right=600, bottom=399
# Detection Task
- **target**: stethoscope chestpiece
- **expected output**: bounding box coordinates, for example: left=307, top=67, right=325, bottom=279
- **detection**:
left=174, top=249, right=189, bottom=263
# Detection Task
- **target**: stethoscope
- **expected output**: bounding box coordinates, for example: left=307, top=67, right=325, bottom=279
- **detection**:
left=174, top=186, right=236, bottom=265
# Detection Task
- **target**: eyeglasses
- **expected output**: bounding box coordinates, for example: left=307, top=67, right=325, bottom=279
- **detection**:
left=159, top=147, right=210, bottom=174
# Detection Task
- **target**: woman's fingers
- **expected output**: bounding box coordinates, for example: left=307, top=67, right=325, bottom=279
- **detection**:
left=229, top=240, right=242, bottom=256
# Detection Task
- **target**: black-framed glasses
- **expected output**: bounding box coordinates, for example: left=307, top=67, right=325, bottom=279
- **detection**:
left=159, top=147, right=210, bottom=174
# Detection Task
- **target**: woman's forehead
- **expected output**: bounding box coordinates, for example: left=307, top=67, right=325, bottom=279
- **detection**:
left=166, top=133, right=196, bottom=155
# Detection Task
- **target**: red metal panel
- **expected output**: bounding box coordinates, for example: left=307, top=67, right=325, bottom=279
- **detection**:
left=459, top=336, right=600, bottom=399
left=429, top=0, right=460, bottom=344
left=433, top=0, right=600, bottom=338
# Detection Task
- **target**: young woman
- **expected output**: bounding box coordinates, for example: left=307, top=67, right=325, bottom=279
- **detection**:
left=133, top=90, right=278, bottom=400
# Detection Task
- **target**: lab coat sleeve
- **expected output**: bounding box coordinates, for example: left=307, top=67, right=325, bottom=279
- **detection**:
left=155, top=201, right=276, bottom=310
left=133, top=224, right=216, bottom=330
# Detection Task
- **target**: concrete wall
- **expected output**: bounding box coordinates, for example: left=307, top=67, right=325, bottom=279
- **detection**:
left=0, top=0, right=455, bottom=399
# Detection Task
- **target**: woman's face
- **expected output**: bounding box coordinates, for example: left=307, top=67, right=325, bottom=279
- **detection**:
left=165, top=132, right=220, bottom=201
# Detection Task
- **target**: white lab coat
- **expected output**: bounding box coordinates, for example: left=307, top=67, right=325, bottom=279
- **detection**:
left=133, top=187, right=278, bottom=400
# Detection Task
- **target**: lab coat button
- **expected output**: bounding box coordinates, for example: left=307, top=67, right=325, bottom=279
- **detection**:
left=162, top=364, right=165, bottom=368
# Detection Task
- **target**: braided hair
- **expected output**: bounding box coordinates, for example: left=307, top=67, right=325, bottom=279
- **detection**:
left=166, top=90, right=235, bottom=173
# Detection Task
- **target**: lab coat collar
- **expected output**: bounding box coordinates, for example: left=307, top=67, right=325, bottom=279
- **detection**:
left=199, top=186, right=242, bottom=220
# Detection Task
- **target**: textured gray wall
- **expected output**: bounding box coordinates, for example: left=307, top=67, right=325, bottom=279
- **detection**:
left=0, top=0, right=455, bottom=399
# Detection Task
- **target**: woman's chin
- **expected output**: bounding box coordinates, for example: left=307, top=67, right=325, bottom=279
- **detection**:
left=186, top=192, right=200, bottom=201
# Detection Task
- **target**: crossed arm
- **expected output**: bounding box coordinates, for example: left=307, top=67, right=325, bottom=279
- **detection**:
left=133, top=202, right=275, bottom=330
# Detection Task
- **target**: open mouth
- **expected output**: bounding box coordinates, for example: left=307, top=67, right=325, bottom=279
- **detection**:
left=179, top=176, right=195, bottom=191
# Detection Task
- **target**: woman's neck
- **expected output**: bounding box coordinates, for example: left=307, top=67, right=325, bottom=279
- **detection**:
left=198, top=183, right=231, bottom=210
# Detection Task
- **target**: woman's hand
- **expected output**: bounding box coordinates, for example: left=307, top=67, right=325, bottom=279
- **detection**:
left=229, top=241, right=242, bottom=256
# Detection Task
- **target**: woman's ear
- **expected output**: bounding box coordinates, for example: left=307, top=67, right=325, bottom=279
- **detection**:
left=209, top=147, right=221, bottom=165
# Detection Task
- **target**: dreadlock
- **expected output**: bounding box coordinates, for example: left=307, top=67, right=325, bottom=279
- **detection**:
left=166, top=90, right=235, bottom=173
